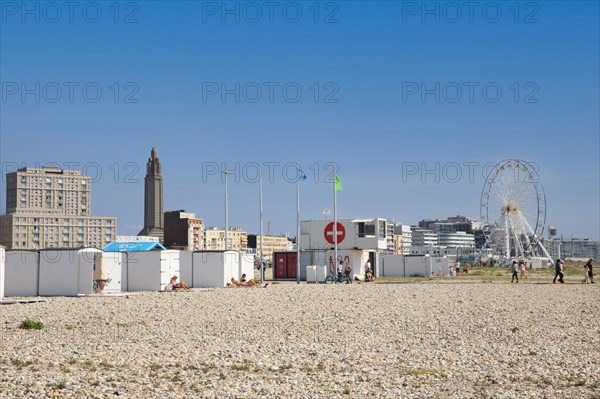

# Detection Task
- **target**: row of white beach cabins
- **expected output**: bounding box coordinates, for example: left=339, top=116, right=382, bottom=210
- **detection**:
left=0, top=244, right=454, bottom=299
left=0, top=247, right=254, bottom=299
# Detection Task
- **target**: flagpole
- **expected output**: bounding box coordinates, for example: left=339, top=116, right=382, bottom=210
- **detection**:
left=296, top=168, right=301, bottom=284
left=333, top=162, right=338, bottom=271
left=259, top=166, right=264, bottom=283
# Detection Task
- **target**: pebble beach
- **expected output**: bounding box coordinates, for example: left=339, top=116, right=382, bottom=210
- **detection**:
left=1, top=281, right=599, bottom=399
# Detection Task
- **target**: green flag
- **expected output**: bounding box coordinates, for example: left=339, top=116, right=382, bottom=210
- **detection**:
left=335, top=175, right=342, bottom=192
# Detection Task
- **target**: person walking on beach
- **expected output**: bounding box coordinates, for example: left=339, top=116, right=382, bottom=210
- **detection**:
left=519, top=260, right=527, bottom=280
left=511, top=261, right=519, bottom=283
left=583, top=261, right=590, bottom=283
left=553, top=258, right=565, bottom=284
left=585, top=259, right=595, bottom=284
left=455, top=261, right=460, bottom=275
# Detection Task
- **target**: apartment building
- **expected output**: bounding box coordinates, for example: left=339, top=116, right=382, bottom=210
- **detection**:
left=0, top=166, right=116, bottom=249
left=203, top=227, right=248, bottom=252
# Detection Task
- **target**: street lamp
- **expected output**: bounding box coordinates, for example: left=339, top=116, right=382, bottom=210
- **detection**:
left=259, top=167, right=264, bottom=283
left=222, top=170, right=233, bottom=251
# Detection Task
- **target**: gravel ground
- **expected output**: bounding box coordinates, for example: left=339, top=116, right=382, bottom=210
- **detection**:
left=1, top=282, right=599, bottom=398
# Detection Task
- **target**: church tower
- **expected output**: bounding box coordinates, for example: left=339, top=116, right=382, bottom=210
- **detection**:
left=138, top=147, right=164, bottom=241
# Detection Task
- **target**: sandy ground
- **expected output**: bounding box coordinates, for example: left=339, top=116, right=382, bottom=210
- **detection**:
left=0, top=281, right=599, bottom=398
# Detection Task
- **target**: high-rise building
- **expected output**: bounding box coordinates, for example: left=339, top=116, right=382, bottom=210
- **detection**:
left=163, top=210, right=204, bottom=250
left=138, top=147, right=164, bottom=241
left=0, top=166, right=116, bottom=250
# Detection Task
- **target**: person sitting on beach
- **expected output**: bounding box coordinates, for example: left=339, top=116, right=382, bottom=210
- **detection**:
left=169, top=275, right=189, bottom=291
left=240, top=273, right=260, bottom=287
left=227, top=277, right=240, bottom=287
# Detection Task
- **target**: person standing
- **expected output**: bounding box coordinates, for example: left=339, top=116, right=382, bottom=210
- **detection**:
left=583, top=262, right=590, bottom=283
left=337, top=260, right=344, bottom=284
left=553, top=258, right=565, bottom=284
left=585, top=259, right=594, bottom=283
left=344, top=262, right=353, bottom=284
left=519, top=260, right=527, bottom=280
left=365, top=260, right=373, bottom=281
left=511, top=261, right=519, bottom=283
left=455, top=261, right=460, bottom=275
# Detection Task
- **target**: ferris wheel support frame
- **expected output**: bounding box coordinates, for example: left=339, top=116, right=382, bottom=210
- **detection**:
left=480, top=159, right=548, bottom=262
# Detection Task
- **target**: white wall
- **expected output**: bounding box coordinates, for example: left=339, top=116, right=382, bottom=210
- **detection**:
left=5, top=251, right=39, bottom=296
left=191, top=251, right=238, bottom=288
left=239, top=252, right=254, bottom=281
left=179, top=251, right=193, bottom=287
left=78, top=249, right=102, bottom=295
left=381, top=255, right=450, bottom=277
left=300, top=249, right=366, bottom=280
left=93, top=252, right=126, bottom=293
left=405, top=256, right=433, bottom=277
left=430, top=257, right=451, bottom=276
left=39, top=250, right=81, bottom=296
left=127, top=250, right=180, bottom=291
left=0, top=246, right=5, bottom=300
left=380, top=255, right=405, bottom=276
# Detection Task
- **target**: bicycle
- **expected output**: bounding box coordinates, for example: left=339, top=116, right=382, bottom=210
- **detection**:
left=325, top=272, right=352, bottom=284
left=325, top=272, right=342, bottom=284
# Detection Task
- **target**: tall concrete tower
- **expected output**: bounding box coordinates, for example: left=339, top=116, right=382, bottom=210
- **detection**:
left=138, top=147, right=164, bottom=241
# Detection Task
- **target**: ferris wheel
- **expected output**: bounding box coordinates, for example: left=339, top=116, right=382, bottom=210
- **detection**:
left=479, top=159, right=552, bottom=262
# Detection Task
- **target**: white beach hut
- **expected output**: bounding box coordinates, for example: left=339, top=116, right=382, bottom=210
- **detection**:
left=126, top=250, right=180, bottom=291
left=38, top=248, right=102, bottom=296
left=92, top=251, right=127, bottom=293
left=190, top=251, right=239, bottom=288
left=4, top=250, right=40, bottom=297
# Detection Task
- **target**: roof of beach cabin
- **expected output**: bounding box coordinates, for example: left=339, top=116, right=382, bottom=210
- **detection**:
left=102, top=242, right=167, bottom=252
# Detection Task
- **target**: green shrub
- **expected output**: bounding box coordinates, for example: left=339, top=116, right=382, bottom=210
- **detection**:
left=19, top=319, right=44, bottom=330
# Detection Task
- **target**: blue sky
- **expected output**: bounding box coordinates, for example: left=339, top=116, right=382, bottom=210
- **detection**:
left=1, top=1, right=599, bottom=239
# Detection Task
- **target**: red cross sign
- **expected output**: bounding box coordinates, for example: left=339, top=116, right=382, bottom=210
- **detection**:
left=324, top=222, right=345, bottom=245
